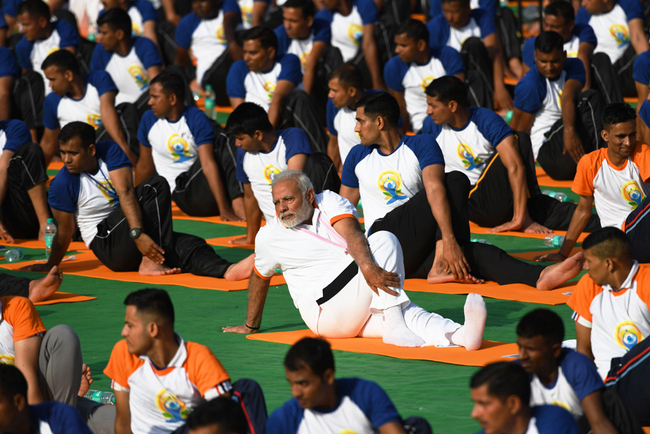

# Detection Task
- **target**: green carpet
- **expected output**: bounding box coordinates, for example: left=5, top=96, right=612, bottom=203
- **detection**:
left=0, top=215, right=582, bottom=434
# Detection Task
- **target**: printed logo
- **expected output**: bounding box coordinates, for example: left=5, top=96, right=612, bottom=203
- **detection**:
left=216, top=25, right=226, bottom=44
left=128, top=65, right=149, bottom=90
left=551, top=400, right=571, bottom=411
left=47, top=47, right=60, bottom=57
left=338, top=431, right=359, bottom=434
left=263, top=81, right=276, bottom=102
left=567, top=50, right=578, bottom=58
left=347, top=24, right=363, bottom=46
left=420, top=76, right=435, bottom=93
left=377, top=170, right=408, bottom=205
left=0, top=354, right=15, bottom=365
left=155, top=389, right=189, bottom=423
left=96, top=179, right=119, bottom=205
left=621, top=180, right=645, bottom=209
left=299, top=51, right=310, bottom=69
left=457, top=143, right=484, bottom=170
left=86, top=114, right=103, bottom=129
left=132, top=22, right=142, bottom=37
left=167, top=134, right=193, bottom=163
left=609, top=24, right=629, bottom=48
left=241, top=6, right=253, bottom=26
left=263, top=164, right=281, bottom=184
left=615, top=321, right=642, bottom=351
left=557, top=89, right=563, bottom=109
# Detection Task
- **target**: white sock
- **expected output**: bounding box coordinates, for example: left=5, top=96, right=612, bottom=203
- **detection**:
left=383, top=306, right=425, bottom=347
left=449, top=293, right=487, bottom=351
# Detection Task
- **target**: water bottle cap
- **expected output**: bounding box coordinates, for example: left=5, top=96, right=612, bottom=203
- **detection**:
left=47, top=218, right=53, bottom=224
left=205, top=85, right=213, bottom=91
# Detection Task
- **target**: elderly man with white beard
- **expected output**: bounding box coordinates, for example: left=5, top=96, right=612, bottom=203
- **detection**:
left=223, top=170, right=487, bottom=349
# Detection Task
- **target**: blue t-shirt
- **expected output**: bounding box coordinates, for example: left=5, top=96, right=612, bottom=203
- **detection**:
left=90, top=36, right=163, bottom=72
left=429, top=0, right=496, bottom=18
left=474, top=405, right=580, bottom=434
left=639, top=99, right=650, bottom=127
left=275, top=18, right=332, bottom=57
left=428, top=8, right=495, bottom=51
left=266, top=378, right=401, bottom=434
left=0, top=119, right=32, bottom=153
left=514, top=58, right=586, bottom=114
left=0, top=46, right=19, bottom=78
left=175, top=0, right=240, bottom=49
left=633, top=49, right=650, bottom=84
left=1, top=0, right=22, bottom=18
left=31, top=402, right=92, bottom=434
left=15, top=20, right=79, bottom=70
left=522, top=24, right=598, bottom=68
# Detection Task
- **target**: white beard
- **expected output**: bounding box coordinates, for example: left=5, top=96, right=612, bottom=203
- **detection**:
left=280, top=199, right=313, bottom=228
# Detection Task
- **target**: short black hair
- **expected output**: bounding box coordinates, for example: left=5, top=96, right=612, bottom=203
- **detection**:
left=17, top=0, right=50, bottom=20
left=582, top=227, right=633, bottom=262
left=59, top=122, right=97, bottom=149
left=186, top=397, right=248, bottom=434
left=124, top=288, right=175, bottom=326
left=0, top=364, right=28, bottom=400
left=242, top=26, right=278, bottom=52
left=534, top=31, right=564, bottom=53
left=396, top=18, right=429, bottom=44
left=425, top=75, right=469, bottom=107
left=602, top=102, right=636, bottom=130
left=470, top=362, right=531, bottom=405
left=355, top=92, right=400, bottom=127
left=97, top=8, right=132, bottom=37
left=516, top=309, right=565, bottom=345
left=283, top=0, right=316, bottom=18
left=284, top=337, right=335, bottom=377
left=441, top=0, right=470, bottom=7
left=225, top=102, right=273, bottom=136
left=41, top=49, right=81, bottom=76
left=150, top=71, right=186, bottom=102
left=329, top=64, right=364, bottom=91
left=544, top=0, right=575, bottom=23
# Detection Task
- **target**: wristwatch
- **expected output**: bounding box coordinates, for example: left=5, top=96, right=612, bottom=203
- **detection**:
left=129, top=227, right=142, bottom=239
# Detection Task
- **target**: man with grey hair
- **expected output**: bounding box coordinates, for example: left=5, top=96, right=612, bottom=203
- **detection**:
left=223, top=170, right=487, bottom=349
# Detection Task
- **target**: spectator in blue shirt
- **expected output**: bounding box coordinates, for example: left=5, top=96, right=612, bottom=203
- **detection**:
left=100, top=0, right=159, bottom=46
left=0, top=47, right=19, bottom=122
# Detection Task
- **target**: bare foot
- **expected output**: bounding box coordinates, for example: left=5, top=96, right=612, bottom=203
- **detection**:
left=522, top=221, right=552, bottom=234
left=427, top=269, right=485, bottom=285
left=28, top=266, right=63, bottom=303
left=78, top=364, right=93, bottom=397
left=232, top=197, right=246, bottom=221
left=138, top=257, right=182, bottom=276
left=224, top=254, right=255, bottom=281
left=536, top=252, right=584, bottom=291
left=229, top=236, right=254, bottom=246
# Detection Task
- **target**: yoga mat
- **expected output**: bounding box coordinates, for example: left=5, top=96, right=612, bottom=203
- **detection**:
left=403, top=279, right=575, bottom=305
left=509, top=247, right=582, bottom=262
left=247, top=329, right=519, bottom=367
left=469, top=221, right=589, bottom=242
left=206, top=236, right=254, bottom=250
left=535, top=166, right=574, bottom=189
left=171, top=203, right=250, bottom=227
left=0, top=251, right=286, bottom=291
left=34, top=292, right=97, bottom=305
left=47, top=162, right=64, bottom=171
left=8, top=239, right=87, bottom=251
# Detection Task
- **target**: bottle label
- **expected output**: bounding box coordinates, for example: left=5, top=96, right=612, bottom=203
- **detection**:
left=45, top=234, right=55, bottom=248
left=204, top=100, right=215, bottom=110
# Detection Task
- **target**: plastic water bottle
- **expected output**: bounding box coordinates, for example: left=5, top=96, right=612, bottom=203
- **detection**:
left=87, top=21, right=96, bottom=43
left=84, top=390, right=115, bottom=405
left=44, top=218, right=57, bottom=259
left=204, top=85, right=216, bottom=120
left=470, top=238, right=492, bottom=245
left=504, top=110, right=513, bottom=124
left=4, top=248, right=24, bottom=262
left=542, top=190, right=568, bottom=202
left=544, top=235, right=565, bottom=247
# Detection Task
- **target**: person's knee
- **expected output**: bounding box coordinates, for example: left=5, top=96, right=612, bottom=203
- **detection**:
left=42, top=324, right=81, bottom=354
left=445, top=171, right=471, bottom=195
left=461, top=37, right=486, bottom=54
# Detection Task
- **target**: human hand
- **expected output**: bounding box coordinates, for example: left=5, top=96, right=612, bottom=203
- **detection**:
left=534, top=252, right=566, bottom=262
left=360, top=263, right=400, bottom=296
left=222, top=324, right=259, bottom=334
left=563, top=128, right=585, bottom=163
left=487, top=219, right=523, bottom=233
left=493, top=86, right=514, bottom=111
left=134, top=234, right=165, bottom=264
left=442, top=240, right=470, bottom=280
left=0, top=221, right=15, bottom=244
left=220, top=209, right=245, bottom=222
left=19, top=263, right=52, bottom=272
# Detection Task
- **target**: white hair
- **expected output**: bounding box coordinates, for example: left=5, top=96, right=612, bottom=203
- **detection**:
left=271, top=170, right=313, bottom=195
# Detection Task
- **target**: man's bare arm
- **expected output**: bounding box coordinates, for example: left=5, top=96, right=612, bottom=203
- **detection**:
left=40, top=127, right=60, bottom=166
left=114, top=390, right=133, bottom=434
left=561, top=79, right=586, bottom=164
left=134, top=144, right=154, bottom=186
left=575, top=321, right=594, bottom=361
left=232, top=183, right=263, bottom=245
left=581, top=391, right=618, bottom=434
left=223, top=272, right=272, bottom=333
left=100, top=91, right=137, bottom=164
left=21, top=208, right=75, bottom=271
left=229, top=97, right=245, bottom=110
left=198, top=143, right=241, bottom=221
left=339, top=185, right=360, bottom=207
left=484, top=33, right=513, bottom=110
left=628, top=18, right=650, bottom=55
left=0, top=76, right=13, bottom=120
left=15, top=335, right=44, bottom=404
left=147, top=65, right=161, bottom=82
left=577, top=42, right=594, bottom=90
left=223, top=11, right=243, bottom=61
left=143, top=21, right=159, bottom=47
left=174, top=46, right=190, bottom=68
left=0, top=151, right=15, bottom=242
left=303, top=41, right=328, bottom=94
left=362, top=23, right=386, bottom=90
left=327, top=135, right=342, bottom=173
left=379, top=421, right=407, bottom=434
left=268, top=80, right=296, bottom=128
left=512, top=109, right=535, bottom=133
left=388, top=89, right=411, bottom=133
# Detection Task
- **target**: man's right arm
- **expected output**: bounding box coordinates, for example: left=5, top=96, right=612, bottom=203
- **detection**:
left=388, top=90, right=411, bottom=133
left=231, top=183, right=263, bottom=245
left=14, top=335, right=44, bottom=404
left=114, top=390, right=133, bottom=434
left=134, top=144, right=155, bottom=186
left=0, top=76, right=13, bottom=120
left=40, top=127, right=60, bottom=167
left=581, top=391, right=618, bottom=434
left=536, top=195, right=594, bottom=262
left=577, top=42, right=594, bottom=90
left=21, top=208, right=75, bottom=271
left=223, top=272, right=271, bottom=333
left=303, top=41, right=327, bottom=95
left=562, top=78, right=586, bottom=164
left=512, top=109, right=535, bottom=133
left=575, top=321, right=594, bottom=361
left=327, top=135, right=342, bottom=173
left=0, top=150, right=15, bottom=243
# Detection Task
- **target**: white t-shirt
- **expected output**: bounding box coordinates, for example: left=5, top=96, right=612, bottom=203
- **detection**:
left=447, top=18, right=482, bottom=52
left=584, top=4, right=631, bottom=63
left=326, top=101, right=359, bottom=166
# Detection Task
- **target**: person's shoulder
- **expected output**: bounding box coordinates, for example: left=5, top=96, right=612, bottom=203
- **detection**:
left=87, top=70, right=115, bottom=88
left=472, top=106, right=504, bottom=122
left=564, top=57, right=586, bottom=76
left=617, top=0, right=644, bottom=18
left=133, top=35, right=159, bottom=52
left=177, top=12, right=201, bottom=31
left=230, top=59, right=250, bottom=74
left=532, top=404, right=580, bottom=432
left=267, top=397, right=303, bottom=433
left=53, top=18, right=78, bottom=37
left=279, top=53, right=301, bottom=69
left=185, top=340, right=219, bottom=360
left=346, top=144, right=374, bottom=163
left=314, top=7, right=334, bottom=22
left=578, top=147, right=608, bottom=171
left=337, top=377, right=383, bottom=396
left=2, top=119, right=30, bottom=138
left=32, top=402, right=92, bottom=433
left=575, top=6, right=591, bottom=23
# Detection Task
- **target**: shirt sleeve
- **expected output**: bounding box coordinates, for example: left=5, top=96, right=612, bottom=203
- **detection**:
left=236, top=148, right=250, bottom=183
left=47, top=170, right=80, bottom=213
left=341, top=145, right=368, bottom=188
left=437, top=46, right=465, bottom=76
left=89, top=43, right=111, bottom=72
left=281, top=128, right=312, bottom=160
left=514, top=70, right=545, bottom=113
left=134, top=37, right=163, bottom=69
left=186, top=107, right=216, bottom=145
left=102, top=141, right=133, bottom=171
left=226, top=60, right=248, bottom=99
left=42, top=93, right=62, bottom=130
left=619, top=0, right=645, bottom=21
left=38, top=402, right=93, bottom=433
left=561, top=349, right=605, bottom=401
left=2, top=120, right=31, bottom=153
left=406, top=135, right=445, bottom=170
left=475, top=9, right=496, bottom=37
left=633, top=50, right=650, bottom=84
left=522, top=37, right=536, bottom=68
left=254, top=227, right=281, bottom=279
left=0, top=47, right=18, bottom=78
left=534, top=405, right=581, bottom=434
left=427, top=16, right=449, bottom=50
left=15, top=37, right=34, bottom=70
left=312, top=17, right=331, bottom=44
left=277, top=54, right=303, bottom=85
left=631, top=143, right=650, bottom=183
left=317, top=190, right=358, bottom=224
left=326, top=99, right=338, bottom=136
left=357, top=0, right=378, bottom=25
left=1, top=0, right=20, bottom=17
left=575, top=7, right=591, bottom=25
left=185, top=342, right=232, bottom=397
left=567, top=274, right=599, bottom=327
left=274, top=26, right=290, bottom=58
left=345, top=379, right=402, bottom=429
left=56, top=20, right=79, bottom=48
left=137, top=110, right=157, bottom=148
left=103, top=340, right=142, bottom=391
left=136, top=0, right=158, bottom=22
left=575, top=23, right=597, bottom=48
left=571, top=152, right=597, bottom=196
left=2, top=296, right=46, bottom=341
left=88, top=71, right=118, bottom=97
left=640, top=100, right=650, bottom=132
left=175, top=14, right=200, bottom=49
left=383, top=56, right=408, bottom=92
left=221, top=0, right=241, bottom=15
left=266, top=401, right=302, bottom=434
left=564, top=58, right=586, bottom=85
left=474, top=108, right=514, bottom=147
left=420, top=116, right=441, bottom=137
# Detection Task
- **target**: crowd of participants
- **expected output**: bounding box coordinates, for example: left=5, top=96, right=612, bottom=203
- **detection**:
left=0, top=0, right=648, bottom=431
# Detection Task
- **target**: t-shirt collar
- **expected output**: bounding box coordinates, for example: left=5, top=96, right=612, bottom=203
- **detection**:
left=604, top=261, right=639, bottom=293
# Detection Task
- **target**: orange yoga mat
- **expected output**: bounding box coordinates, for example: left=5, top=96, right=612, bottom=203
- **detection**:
left=6, top=239, right=87, bottom=251
left=206, top=236, right=254, bottom=250
left=34, top=292, right=97, bottom=305
left=403, top=279, right=575, bottom=305
left=509, top=247, right=582, bottom=262
left=470, top=221, right=589, bottom=242
left=535, top=166, right=574, bottom=189
left=247, top=329, right=519, bottom=366
left=0, top=251, right=286, bottom=291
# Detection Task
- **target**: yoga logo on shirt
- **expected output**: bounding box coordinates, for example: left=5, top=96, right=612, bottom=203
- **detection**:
left=129, top=65, right=149, bottom=90
left=550, top=400, right=571, bottom=412
left=420, top=76, right=435, bottom=93
left=457, top=143, right=484, bottom=171
left=347, top=24, right=363, bottom=46
left=621, top=180, right=644, bottom=209
left=86, top=114, right=103, bottom=129
left=132, top=22, right=142, bottom=37
left=0, top=354, right=14, bottom=364
left=167, top=134, right=194, bottom=163
left=299, top=51, right=310, bottom=69
left=609, top=24, right=629, bottom=48
left=96, top=179, right=119, bottom=205
left=378, top=170, right=408, bottom=204
left=216, top=25, right=227, bottom=44
left=155, top=389, right=189, bottom=422
left=242, top=6, right=253, bottom=26
left=264, top=164, right=281, bottom=185
left=47, top=47, right=60, bottom=57
left=615, top=321, right=642, bottom=350
left=263, top=81, right=276, bottom=102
